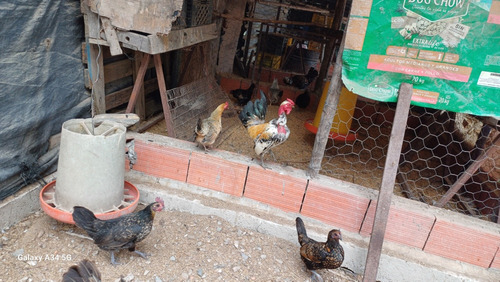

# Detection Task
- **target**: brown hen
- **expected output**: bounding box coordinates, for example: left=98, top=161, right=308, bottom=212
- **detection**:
left=194, top=102, right=229, bottom=151
left=296, top=217, right=344, bottom=282
left=72, top=197, right=164, bottom=265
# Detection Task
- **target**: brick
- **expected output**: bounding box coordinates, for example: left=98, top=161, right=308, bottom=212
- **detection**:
left=301, top=181, right=371, bottom=233
left=491, top=248, right=500, bottom=270
left=244, top=166, right=307, bottom=213
left=360, top=203, right=434, bottom=249
left=187, top=152, right=247, bottom=197
left=132, top=140, right=189, bottom=182
left=424, top=220, right=500, bottom=268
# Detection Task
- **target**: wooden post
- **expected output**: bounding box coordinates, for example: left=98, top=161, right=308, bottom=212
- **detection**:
left=363, top=83, right=413, bottom=282
left=88, top=44, right=105, bottom=115
left=132, top=51, right=146, bottom=120
left=307, top=24, right=347, bottom=178
left=125, top=53, right=150, bottom=114
left=153, top=54, right=176, bottom=137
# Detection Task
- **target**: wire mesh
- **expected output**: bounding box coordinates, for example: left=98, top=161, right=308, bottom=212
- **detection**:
left=320, top=97, right=500, bottom=223
left=164, top=77, right=239, bottom=146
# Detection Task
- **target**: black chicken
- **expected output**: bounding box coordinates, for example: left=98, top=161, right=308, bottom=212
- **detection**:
left=62, top=259, right=101, bottom=282
left=296, top=217, right=344, bottom=282
left=295, top=90, right=310, bottom=109
left=231, top=83, right=256, bottom=106
left=284, top=67, right=319, bottom=90
left=72, top=197, right=164, bottom=265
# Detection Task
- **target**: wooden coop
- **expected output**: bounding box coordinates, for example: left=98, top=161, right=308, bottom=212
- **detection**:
left=81, top=0, right=230, bottom=139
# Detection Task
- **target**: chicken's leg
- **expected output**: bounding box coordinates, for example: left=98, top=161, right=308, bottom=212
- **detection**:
left=310, top=270, right=323, bottom=282
left=134, top=250, right=150, bottom=259
left=110, top=251, right=121, bottom=265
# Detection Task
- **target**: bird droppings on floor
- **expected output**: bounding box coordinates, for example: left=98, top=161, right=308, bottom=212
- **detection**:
left=0, top=207, right=361, bottom=281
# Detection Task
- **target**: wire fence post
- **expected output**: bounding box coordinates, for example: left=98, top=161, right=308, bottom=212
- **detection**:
left=308, top=32, right=346, bottom=178
left=362, top=83, right=413, bottom=281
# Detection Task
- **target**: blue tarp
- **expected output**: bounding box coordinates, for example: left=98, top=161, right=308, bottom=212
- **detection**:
left=0, top=0, right=90, bottom=200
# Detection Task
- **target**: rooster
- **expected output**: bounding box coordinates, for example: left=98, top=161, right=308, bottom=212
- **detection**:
left=194, top=102, right=229, bottom=151
left=62, top=259, right=101, bottom=282
left=230, top=83, right=255, bottom=106
left=72, top=197, right=165, bottom=265
left=284, top=67, right=319, bottom=90
left=296, top=217, right=344, bottom=282
left=238, top=91, right=295, bottom=167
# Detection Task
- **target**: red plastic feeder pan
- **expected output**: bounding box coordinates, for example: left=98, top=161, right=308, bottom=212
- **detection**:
left=40, top=180, right=140, bottom=224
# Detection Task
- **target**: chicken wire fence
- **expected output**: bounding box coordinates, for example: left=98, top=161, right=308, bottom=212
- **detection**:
left=318, top=98, right=500, bottom=223
left=163, top=77, right=239, bottom=144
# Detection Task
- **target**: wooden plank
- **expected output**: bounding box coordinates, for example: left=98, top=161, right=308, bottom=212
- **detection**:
left=101, top=17, right=123, bottom=56
left=103, top=59, right=133, bottom=83
left=363, top=83, right=413, bottom=282
left=125, top=54, right=150, bottom=114
left=308, top=19, right=348, bottom=178
left=89, top=44, right=106, bottom=115
left=105, top=78, right=157, bottom=110
left=117, top=23, right=219, bottom=54
left=435, top=133, right=500, bottom=208
left=87, top=0, right=184, bottom=36
left=153, top=54, right=176, bottom=137
left=258, top=0, right=331, bottom=14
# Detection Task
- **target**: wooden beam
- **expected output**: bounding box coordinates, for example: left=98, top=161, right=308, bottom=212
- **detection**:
left=308, top=17, right=348, bottom=178
left=435, top=133, right=500, bottom=208
left=217, top=13, right=331, bottom=28
left=101, top=17, right=123, bottom=56
left=153, top=54, right=176, bottom=137
left=117, top=23, right=218, bottom=55
left=257, top=0, right=332, bottom=15
left=132, top=51, right=146, bottom=119
left=363, top=83, right=413, bottom=282
left=88, top=44, right=106, bottom=115
left=125, top=53, right=150, bottom=113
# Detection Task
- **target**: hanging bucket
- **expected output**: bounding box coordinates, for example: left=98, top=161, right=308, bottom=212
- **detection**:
left=54, top=118, right=126, bottom=213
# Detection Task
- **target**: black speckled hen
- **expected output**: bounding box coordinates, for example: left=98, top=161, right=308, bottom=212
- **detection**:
left=62, top=259, right=101, bottom=282
left=296, top=217, right=344, bottom=282
left=72, top=198, right=164, bottom=265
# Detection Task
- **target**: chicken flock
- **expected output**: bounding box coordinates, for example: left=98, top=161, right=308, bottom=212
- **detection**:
left=65, top=199, right=344, bottom=281
left=59, top=76, right=344, bottom=281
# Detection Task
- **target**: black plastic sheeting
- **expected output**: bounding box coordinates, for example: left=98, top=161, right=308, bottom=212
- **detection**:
left=0, top=0, right=90, bottom=200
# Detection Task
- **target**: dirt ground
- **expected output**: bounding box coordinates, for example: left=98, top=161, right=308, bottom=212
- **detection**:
left=0, top=206, right=359, bottom=281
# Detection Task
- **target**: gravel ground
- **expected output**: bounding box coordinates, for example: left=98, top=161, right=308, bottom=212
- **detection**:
left=0, top=206, right=360, bottom=281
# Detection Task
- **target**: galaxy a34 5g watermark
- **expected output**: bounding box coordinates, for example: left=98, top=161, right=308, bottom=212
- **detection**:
left=17, top=253, right=72, bottom=262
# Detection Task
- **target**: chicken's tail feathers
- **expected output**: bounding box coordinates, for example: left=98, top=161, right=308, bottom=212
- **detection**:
left=72, top=206, right=99, bottom=234
left=62, top=259, right=101, bottom=282
left=238, top=91, right=268, bottom=128
left=296, top=217, right=309, bottom=245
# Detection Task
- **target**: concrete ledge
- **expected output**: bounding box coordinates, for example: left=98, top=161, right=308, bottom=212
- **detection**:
left=127, top=171, right=499, bottom=281
left=126, top=132, right=500, bottom=274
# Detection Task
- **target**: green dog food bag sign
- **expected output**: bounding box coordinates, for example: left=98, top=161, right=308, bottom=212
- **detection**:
left=342, top=0, right=500, bottom=118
